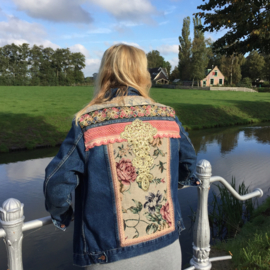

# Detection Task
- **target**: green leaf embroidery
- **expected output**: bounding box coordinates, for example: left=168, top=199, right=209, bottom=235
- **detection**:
left=132, top=199, right=142, bottom=212
left=155, top=204, right=162, bottom=213
left=144, top=212, right=157, bottom=222
left=146, top=223, right=158, bottom=235
left=158, top=161, right=167, bottom=173
left=128, top=200, right=142, bottom=214
left=123, top=220, right=126, bottom=230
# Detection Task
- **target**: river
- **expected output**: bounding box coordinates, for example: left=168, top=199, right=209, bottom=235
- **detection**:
left=0, top=123, right=270, bottom=269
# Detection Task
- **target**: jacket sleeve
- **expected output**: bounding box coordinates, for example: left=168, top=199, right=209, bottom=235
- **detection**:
left=175, top=116, right=200, bottom=187
left=43, top=120, right=85, bottom=231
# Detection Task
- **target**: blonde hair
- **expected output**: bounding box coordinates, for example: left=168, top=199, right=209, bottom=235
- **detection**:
left=75, top=44, right=153, bottom=123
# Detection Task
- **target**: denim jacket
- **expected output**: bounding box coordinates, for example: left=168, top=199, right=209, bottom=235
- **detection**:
left=44, top=87, right=198, bottom=267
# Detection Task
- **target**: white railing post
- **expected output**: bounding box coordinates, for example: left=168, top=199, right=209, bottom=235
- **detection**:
left=0, top=198, right=25, bottom=270
left=190, top=159, right=212, bottom=270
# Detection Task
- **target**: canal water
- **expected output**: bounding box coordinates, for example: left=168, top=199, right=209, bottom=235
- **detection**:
left=0, top=123, right=270, bottom=269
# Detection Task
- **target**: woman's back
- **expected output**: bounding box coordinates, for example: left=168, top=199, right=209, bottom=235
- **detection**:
left=44, top=44, right=198, bottom=269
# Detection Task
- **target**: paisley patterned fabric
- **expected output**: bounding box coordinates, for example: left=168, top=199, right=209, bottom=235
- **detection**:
left=79, top=105, right=176, bottom=129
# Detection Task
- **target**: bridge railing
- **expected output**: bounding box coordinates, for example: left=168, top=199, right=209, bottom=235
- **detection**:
left=0, top=159, right=263, bottom=270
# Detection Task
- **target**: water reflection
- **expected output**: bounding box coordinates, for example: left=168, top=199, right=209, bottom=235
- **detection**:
left=5, top=157, right=53, bottom=182
left=0, top=123, right=269, bottom=269
left=191, top=123, right=270, bottom=154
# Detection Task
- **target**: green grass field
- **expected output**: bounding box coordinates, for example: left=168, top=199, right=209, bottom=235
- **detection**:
left=0, top=86, right=270, bottom=152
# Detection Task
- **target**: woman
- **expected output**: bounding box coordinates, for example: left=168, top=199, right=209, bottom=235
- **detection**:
left=44, top=44, right=199, bottom=269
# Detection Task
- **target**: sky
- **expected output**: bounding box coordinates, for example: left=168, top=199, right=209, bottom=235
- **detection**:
left=0, top=0, right=224, bottom=77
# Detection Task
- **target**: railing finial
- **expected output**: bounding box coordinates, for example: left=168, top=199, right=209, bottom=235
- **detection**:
left=0, top=198, right=25, bottom=270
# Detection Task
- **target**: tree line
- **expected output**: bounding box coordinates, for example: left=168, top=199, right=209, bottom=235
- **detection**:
left=172, top=15, right=270, bottom=87
left=0, top=43, right=86, bottom=86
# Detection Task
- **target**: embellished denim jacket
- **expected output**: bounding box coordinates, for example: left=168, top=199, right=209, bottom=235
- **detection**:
left=43, top=87, right=198, bottom=267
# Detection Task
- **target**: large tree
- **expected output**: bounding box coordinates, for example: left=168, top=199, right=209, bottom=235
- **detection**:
left=170, top=66, right=180, bottom=81
left=195, top=0, right=270, bottom=55
left=190, top=17, right=209, bottom=86
left=263, top=54, right=270, bottom=81
left=147, top=50, right=166, bottom=69
left=243, top=51, right=265, bottom=81
left=219, top=54, right=245, bottom=85
left=178, top=17, right=192, bottom=81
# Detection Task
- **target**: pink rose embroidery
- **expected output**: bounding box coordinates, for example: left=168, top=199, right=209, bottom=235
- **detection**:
left=160, top=202, right=172, bottom=227
left=116, top=158, right=137, bottom=185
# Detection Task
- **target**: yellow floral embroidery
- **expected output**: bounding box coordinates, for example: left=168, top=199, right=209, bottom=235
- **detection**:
left=121, top=119, right=157, bottom=191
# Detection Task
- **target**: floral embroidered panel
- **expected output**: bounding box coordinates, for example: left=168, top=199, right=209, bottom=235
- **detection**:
left=107, top=119, right=175, bottom=247
left=79, top=104, right=176, bottom=129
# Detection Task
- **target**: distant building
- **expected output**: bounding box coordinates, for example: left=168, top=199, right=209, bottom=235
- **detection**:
left=200, top=66, right=224, bottom=87
left=149, top=67, right=169, bottom=84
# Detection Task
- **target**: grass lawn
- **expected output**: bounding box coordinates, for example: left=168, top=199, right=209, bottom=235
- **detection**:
left=0, top=86, right=270, bottom=152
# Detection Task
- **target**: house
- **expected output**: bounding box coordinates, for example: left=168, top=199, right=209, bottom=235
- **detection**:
left=200, top=66, right=224, bottom=87
left=148, top=67, right=169, bottom=84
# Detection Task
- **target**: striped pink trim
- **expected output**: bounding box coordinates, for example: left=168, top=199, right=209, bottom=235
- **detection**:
left=84, top=120, right=180, bottom=151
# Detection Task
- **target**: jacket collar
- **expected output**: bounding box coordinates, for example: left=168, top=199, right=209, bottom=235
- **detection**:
left=110, top=87, right=141, bottom=99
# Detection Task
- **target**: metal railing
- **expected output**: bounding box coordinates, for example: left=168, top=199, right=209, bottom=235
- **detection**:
left=0, top=159, right=263, bottom=270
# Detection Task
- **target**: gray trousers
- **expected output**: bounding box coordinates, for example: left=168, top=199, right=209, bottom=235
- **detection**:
left=86, top=239, right=182, bottom=270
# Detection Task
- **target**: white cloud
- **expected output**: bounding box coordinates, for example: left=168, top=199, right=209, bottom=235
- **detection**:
left=169, top=57, right=179, bottom=69
left=0, top=15, right=59, bottom=49
left=159, top=21, right=169, bottom=25
left=157, top=44, right=178, bottom=55
left=164, top=6, right=177, bottom=15
left=12, top=0, right=93, bottom=23
left=88, top=28, right=112, bottom=34
left=12, top=0, right=158, bottom=24
left=70, top=44, right=90, bottom=58
left=83, top=58, right=101, bottom=77
left=89, top=0, right=158, bottom=24
left=94, top=50, right=104, bottom=58
left=104, top=41, right=143, bottom=50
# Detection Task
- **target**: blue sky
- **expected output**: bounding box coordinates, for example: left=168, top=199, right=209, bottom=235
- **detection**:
left=0, top=0, right=223, bottom=76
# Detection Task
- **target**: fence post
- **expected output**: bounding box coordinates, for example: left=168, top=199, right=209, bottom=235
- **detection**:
left=0, top=198, right=25, bottom=270
left=190, top=159, right=212, bottom=270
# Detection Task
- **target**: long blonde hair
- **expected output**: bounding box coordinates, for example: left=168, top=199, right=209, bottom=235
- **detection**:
left=75, top=44, right=153, bottom=123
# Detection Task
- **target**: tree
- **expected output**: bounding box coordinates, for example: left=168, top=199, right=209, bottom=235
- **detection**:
left=164, top=61, right=171, bottom=78
left=146, top=50, right=166, bottom=69
left=195, top=0, right=270, bottom=55
left=263, top=54, right=270, bottom=81
left=219, top=54, right=244, bottom=85
left=70, top=52, right=86, bottom=84
left=190, top=17, right=209, bottom=86
left=170, top=66, right=180, bottom=81
left=244, top=51, right=266, bottom=81
left=0, top=43, right=86, bottom=86
left=178, top=17, right=192, bottom=81
left=29, top=45, right=43, bottom=85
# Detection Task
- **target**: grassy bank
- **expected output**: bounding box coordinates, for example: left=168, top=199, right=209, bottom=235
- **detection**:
left=0, top=86, right=270, bottom=152
left=213, top=197, right=270, bottom=269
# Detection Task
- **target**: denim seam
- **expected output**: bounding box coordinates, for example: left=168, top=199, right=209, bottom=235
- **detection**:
left=44, top=132, right=83, bottom=196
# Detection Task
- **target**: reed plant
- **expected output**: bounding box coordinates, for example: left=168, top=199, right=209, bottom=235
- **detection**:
left=189, top=178, right=270, bottom=269
left=189, top=177, right=256, bottom=241
left=209, top=177, right=256, bottom=241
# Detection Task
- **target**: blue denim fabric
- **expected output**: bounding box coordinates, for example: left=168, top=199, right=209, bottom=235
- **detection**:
left=44, top=87, right=198, bottom=267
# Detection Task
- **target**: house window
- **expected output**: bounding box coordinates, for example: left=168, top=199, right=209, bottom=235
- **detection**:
left=219, top=79, right=223, bottom=85
left=203, top=81, right=206, bottom=86
left=215, top=71, right=218, bottom=76
left=210, top=79, right=214, bottom=85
